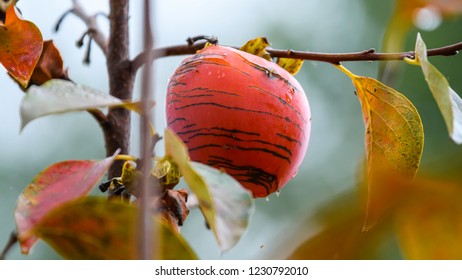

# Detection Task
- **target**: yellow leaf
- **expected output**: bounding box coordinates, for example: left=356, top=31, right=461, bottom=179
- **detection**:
left=164, top=128, right=218, bottom=241
left=164, top=128, right=254, bottom=252
left=356, top=76, right=423, bottom=229
left=337, top=65, right=424, bottom=230
left=239, top=37, right=272, bottom=61
left=277, top=57, right=304, bottom=76
left=415, top=33, right=462, bottom=144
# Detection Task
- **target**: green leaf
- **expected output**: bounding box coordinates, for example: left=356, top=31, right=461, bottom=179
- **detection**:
left=338, top=66, right=424, bottom=230
left=164, top=128, right=253, bottom=252
left=14, top=151, right=119, bottom=254
left=415, top=33, right=462, bottom=144
left=20, top=79, right=137, bottom=130
left=190, top=162, right=254, bottom=252
left=239, top=37, right=272, bottom=61
left=34, top=197, right=197, bottom=260
left=0, top=6, right=43, bottom=87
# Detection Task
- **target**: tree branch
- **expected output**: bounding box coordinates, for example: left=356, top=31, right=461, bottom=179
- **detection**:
left=67, top=0, right=108, bottom=55
left=265, top=41, right=462, bottom=64
left=0, top=231, right=18, bottom=260
left=105, top=0, right=135, bottom=180
left=131, top=39, right=462, bottom=72
left=131, top=41, right=208, bottom=74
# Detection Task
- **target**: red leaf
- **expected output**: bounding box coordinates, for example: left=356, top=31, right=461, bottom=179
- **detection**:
left=14, top=151, right=119, bottom=254
left=0, top=6, right=43, bottom=87
left=30, top=40, right=68, bottom=86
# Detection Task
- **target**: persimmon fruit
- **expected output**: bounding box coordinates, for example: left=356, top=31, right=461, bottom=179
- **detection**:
left=166, top=44, right=311, bottom=198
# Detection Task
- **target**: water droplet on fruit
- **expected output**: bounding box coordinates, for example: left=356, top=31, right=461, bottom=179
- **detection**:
left=291, top=170, right=298, bottom=178
left=275, top=191, right=280, bottom=197
left=208, top=71, right=212, bottom=76
left=285, top=93, right=293, bottom=103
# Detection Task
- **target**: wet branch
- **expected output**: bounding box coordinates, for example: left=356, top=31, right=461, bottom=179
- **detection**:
left=131, top=39, right=462, bottom=72
left=265, top=41, right=462, bottom=64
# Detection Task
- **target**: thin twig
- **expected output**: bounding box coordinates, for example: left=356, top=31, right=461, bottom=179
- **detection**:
left=67, top=0, right=108, bottom=55
left=138, top=0, right=158, bottom=260
left=54, top=9, right=73, bottom=32
left=86, top=109, right=110, bottom=129
left=131, top=38, right=462, bottom=73
left=265, top=42, right=461, bottom=64
left=83, top=36, right=93, bottom=64
left=0, top=231, right=18, bottom=260
left=131, top=42, right=208, bottom=74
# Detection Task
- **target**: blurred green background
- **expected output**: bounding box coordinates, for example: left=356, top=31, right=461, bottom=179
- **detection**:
left=1, top=0, right=462, bottom=259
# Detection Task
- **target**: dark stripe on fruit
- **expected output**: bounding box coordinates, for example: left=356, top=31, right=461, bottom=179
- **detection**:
left=189, top=143, right=291, bottom=164
left=167, top=117, right=186, bottom=125
left=167, top=80, right=186, bottom=88
left=208, top=155, right=233, bottom=163
left=186, top=132, right=292, bottom=157
left=276, top=133, right=302, bottom=146
left=247, top=61, right=300, bottom=92
left=179, top=87, right=240, bottom=97
left=249, top=85, right=307, bottom=123
left=167, top=99, right=181, bottom=105
left=233, top=51, right=301, bottom=91
left=181, top=59, right=252, bottom=77
left=175, top=127, right=204, bottom=135
left=174, top=102, right=305, bottom=135
left=182, top=123, right=196, bottom=129
left=207, top=158, right=276, bottom=195
left=175, top=102, right=285, bottom=122
left=175, top=93, right=215, bottom=98
left=211, top=127, right=260, bottom=136
left=174, top=67, right=197, bottom=76
left=175, top=126, right=260, bottom=138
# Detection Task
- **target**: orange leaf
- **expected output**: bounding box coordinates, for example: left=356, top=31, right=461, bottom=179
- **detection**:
left=0, top=6, right=43, bottom=87
left=30, top=40, right=68, bottom=86
left=35, top=197, right=197, bottom=259
left=286, top=192, right=393, bottom=260
left=14, top=151, right=119, bottom=254
left=395, top=179, right=462, bottom=259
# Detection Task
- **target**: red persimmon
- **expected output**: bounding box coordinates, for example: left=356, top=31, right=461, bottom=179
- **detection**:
left=166, top=45, right=311, bottom=198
